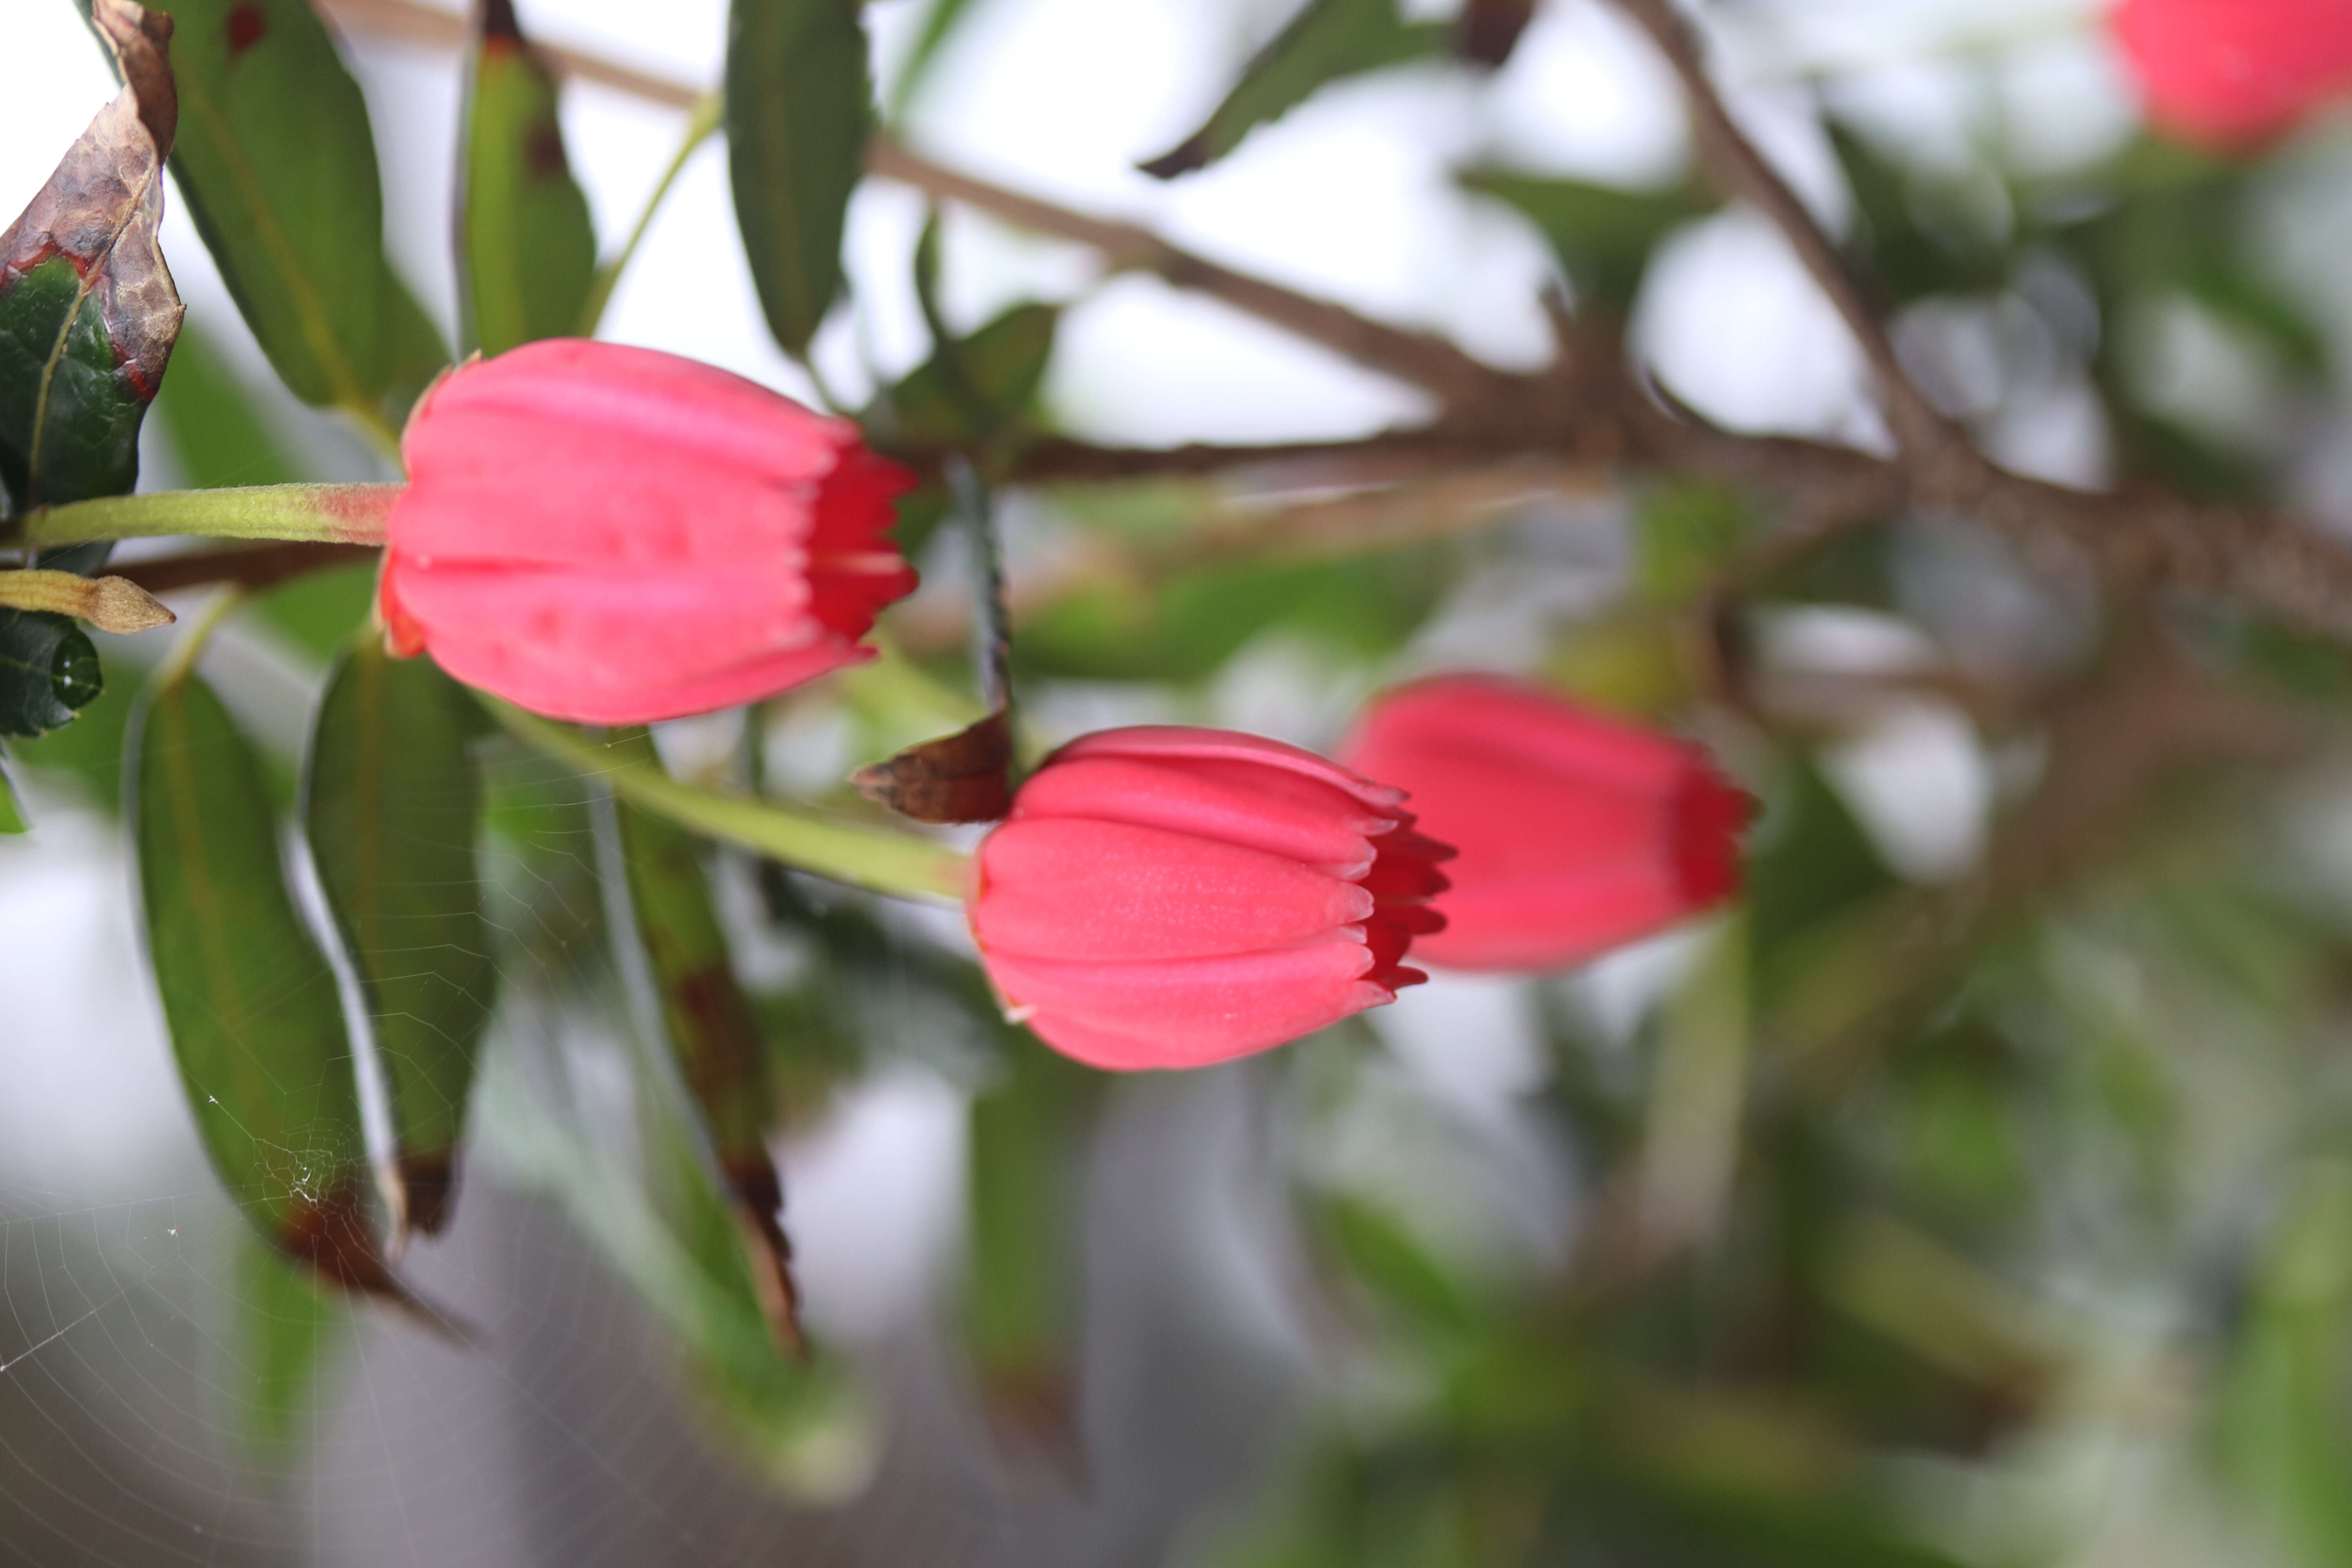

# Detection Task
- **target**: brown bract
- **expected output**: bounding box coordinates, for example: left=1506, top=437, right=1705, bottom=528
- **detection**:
left=854, top=711, right=1015, bottom=825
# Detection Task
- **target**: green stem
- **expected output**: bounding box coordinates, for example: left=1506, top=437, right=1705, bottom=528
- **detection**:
left=154, top=588, right=250, bottom=689
left=22, top=485, right=399, bottom=549
left=577, top=93, right=722, bottom=338
left=481, top=695, right=970, bottom=904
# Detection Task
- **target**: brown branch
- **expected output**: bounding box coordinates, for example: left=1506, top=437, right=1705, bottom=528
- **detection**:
left=892, top=459, right=1606, bottom=656
left=1608, top=0, right=1964, bottom=471
left=299, top=0, right=2352, bottom=659
left=976, top=429, right=1523, bottom=485
left=314, top=0, right=1502, bottom=412
left=864, top=140, right=1504, bottom=412
left=114, top=542, right=379, bottom=595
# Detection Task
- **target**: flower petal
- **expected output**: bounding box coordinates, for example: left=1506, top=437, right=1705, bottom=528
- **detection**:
left=975, top=818, right=1374, bottom=963
left=984, top=936, right=1396, bottom=1071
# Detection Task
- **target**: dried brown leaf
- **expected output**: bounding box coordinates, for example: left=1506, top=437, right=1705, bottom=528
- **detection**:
left=852, top=711, right=1014, bottom=825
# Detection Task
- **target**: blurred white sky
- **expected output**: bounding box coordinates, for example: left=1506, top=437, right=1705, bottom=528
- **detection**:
left=0, top=0, right=2134, bottom=453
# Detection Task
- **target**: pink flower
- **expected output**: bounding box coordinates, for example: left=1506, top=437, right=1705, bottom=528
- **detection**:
left=969, top=728, right=1452, bottom=1071
left=381, top=339, right=916, bottom=723
left=1338, top=675, right=1747, bottom=973
left=2111, top=0, right=2352, bottom=147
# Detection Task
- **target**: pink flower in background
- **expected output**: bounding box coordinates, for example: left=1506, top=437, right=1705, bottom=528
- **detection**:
left=969, top=728, right=1452, bottom=1071
left=2111, top=0, right=2352, bottom=147
left=381, top=339, right=916, bottom=723
left=1338, top=675, right=1748, bottom=973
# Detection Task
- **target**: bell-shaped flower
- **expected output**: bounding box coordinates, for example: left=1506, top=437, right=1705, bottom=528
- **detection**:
left=970, top=728, right=1452, bottom=1071
left=2111, top=0, right=2352, bottom=147
left=381, top=339, right=916, bottom=723
left=1338, top=675, right=1747, bottom=973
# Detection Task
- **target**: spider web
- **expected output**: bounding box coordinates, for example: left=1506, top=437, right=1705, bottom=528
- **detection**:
left=0, top=709, right=1327, bottom=1568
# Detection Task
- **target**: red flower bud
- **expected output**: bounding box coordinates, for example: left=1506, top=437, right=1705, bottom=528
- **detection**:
left=969, top=728, right=1453, bottom=1071
left=2111, top=0, right=2352, bottom=148
left=1338, top=675, right=1748, bottom=973
left=380, top=340, right=918, bottom=723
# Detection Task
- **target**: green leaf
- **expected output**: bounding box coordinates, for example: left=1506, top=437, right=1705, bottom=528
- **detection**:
left=887, top=0, right=989, bottom=118
left=1826, top=124, right=2009, bottom=306
left=1745, top=760, right=1895, bottom=965
left=2217, top=1158, right=2352, bottom=1566
left=230, top=1234, right=344, bottom=1457
left=873, top=299, right=1060, bottom=557
left=458, top=0, right=597, bottom=357
left=0, top=756, right=25, bottom=833
left=879, top=301, right=1060, bottom=451
left=1463, top=168, right=1713, bottom=313
left=606, top=725, right=799, bottom=1346
left=151, top=316, right=293, bottom=488
left=1637, top=478, right=1757, bottom=604
left=967, top=1042, right=1100, bottom=1438
left=1020, top=542, right=1446, bottom=683
left=472, top=984, right=874, bottom=1499
left=144, top=0, right=392, bottom=409
left=378, top=263, right=454, bottom=428
left=726, top=0, right=873, bottom=356
left=129, top=665, right=394, bottom=1295
left=0, top=0, right=181, bottom=512
left=1140, top=0, right=1448, bottom=178
left=303, top=637, right=495, bottom=1238
left=0, top=635, right=132, bottom=806
left=0, top=610, right=103, bottom=738
left=1310, top=1192, right=1475, bottom=1339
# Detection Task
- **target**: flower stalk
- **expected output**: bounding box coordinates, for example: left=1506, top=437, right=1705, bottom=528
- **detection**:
left=20, top=484, right=400, bottom=550
left=479, top=695, right=969, bottom=903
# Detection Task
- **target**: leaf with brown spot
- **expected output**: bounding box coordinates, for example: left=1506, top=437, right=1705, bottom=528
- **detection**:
left=303, top=635, right=495, bottom=1240
left=130, top=663, right=423, bottom=1314
left=457, top=0, right=597, bottom=355
left=0, top=0, right=181, bottom=514
left=607, top=726, right=804, bottom=1355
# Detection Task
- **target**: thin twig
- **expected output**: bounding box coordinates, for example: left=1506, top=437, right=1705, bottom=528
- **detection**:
left=315, top=0, right=1510, bottom=413
left=291, top=0, right=2352, bottom=660
left=114, top=542, right=381, bottom=596
left=1608, top=0, right=1964, bottom=471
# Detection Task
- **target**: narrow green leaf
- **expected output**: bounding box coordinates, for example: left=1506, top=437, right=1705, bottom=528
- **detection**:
left=880, top=301, right=1060, bottom=451
left=887, top=0, right=987, bottom=118
left=607, top=725, right=799, bottom=1348
left=472, top=1023, right=874, bottom=1499
left=1310, top=1193, right=1476, bottom=1339
left=139, top=0, right=390, bottom=408
left=726, top=0, right=873, bottom=355
left=2217, top=1158, right=2352, bottom=1565
left=378, top=262, right=454, bottom=428
left=967, top=1042, right=1100, bottom=1448
left=1463, top=168, right=1713, bottom=313
left=130, top=664, right=400, bottom=1299
left=0, top=610, right=103, bottom=738
left=458, top=0, right=597, bottom=357
left=151, top=317, right=292, bottom=488
left=0, top=757, right=26, bottom=833
left=874, top=299, right=1060, bottom=557
left=303, top=637, right=494, bottom=1238
left=0, top=0, right=180, bottom=512
left=1139, top=0, right=1449, bottom=179
left=230, top=1234, right=343, bottom=1457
